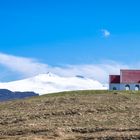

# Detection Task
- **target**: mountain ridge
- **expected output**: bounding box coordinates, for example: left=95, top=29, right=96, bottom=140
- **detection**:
left=0, top=72, right=107, bottom=95
left=0, top=89, right=38, bottom=101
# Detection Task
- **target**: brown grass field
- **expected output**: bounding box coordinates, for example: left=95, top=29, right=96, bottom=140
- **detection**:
left=0, top=90, right=140, bottom=140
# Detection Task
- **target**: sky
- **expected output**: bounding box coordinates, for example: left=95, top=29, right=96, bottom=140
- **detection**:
left=0, top=0, right=140, bottom=83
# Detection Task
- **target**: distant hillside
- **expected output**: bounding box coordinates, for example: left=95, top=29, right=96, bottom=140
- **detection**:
left=0, top=90, right=140, bottom=139
left=0, top=89, right=38, bottom=101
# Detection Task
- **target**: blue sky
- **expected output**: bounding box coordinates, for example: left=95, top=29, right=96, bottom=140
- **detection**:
left=0, top=0, right=140, bottom=82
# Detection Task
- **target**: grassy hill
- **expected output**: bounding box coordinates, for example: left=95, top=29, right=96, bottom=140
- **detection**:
left=0, top=90, right=140, bottom=139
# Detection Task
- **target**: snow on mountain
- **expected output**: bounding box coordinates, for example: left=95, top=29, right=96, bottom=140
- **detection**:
left=0, top=72, right=107, bottom=95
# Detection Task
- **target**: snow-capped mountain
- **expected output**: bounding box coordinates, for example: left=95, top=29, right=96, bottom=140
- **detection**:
left=0, top=72, right=107, bottom=95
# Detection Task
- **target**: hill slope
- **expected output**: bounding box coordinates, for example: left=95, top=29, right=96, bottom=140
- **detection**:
left=0, top=90, right=140, bottom=139
left=0, top=73, right=107, bottom=95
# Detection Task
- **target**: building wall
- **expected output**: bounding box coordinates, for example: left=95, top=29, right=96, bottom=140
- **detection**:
left=109, top=84, right=120, bottom=90
left=109, top=83, right=140, bottom=90
left=109, top=75, right=120, bottom=83
left=121, top=70, right=140, bottom=83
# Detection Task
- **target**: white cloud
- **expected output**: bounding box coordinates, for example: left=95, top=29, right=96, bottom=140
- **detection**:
left=49, top=62, right=129, bottom=84
left=101, top=29, right=110, bottom=38
left=0, top=52, right=131, bottom=84
left=0, top=53, right=48, bottom=77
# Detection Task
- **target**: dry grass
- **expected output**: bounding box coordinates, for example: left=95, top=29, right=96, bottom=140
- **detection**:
left=0, top=90, right=140, bottom=139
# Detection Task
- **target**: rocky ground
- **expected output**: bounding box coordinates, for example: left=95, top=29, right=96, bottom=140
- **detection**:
left=0, top=90, right=140, bottom=140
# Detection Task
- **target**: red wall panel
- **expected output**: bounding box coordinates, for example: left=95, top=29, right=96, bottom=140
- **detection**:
left=121, top=70, right=140, bottom=83
left=109, top=75, right=120, bottom=83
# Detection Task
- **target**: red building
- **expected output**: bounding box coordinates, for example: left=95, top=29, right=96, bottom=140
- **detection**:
left=109, top=70, right=140, bottom=90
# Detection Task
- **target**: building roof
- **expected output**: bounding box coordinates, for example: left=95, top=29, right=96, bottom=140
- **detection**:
left=121, top=70, right=140, bottom=83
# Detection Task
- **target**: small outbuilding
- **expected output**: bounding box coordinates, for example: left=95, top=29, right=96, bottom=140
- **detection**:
left=109, top=69, right=140, bottom=90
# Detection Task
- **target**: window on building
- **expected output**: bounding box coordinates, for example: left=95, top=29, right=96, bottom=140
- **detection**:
left=125, top=85, right=130, bottom=90
left=113, top=87, right=117, bottom=90
left=135, top=85, right=139, bottom=91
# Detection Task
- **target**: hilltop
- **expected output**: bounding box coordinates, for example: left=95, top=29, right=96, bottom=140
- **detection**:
left=0, top=90, right=140, bottom=139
